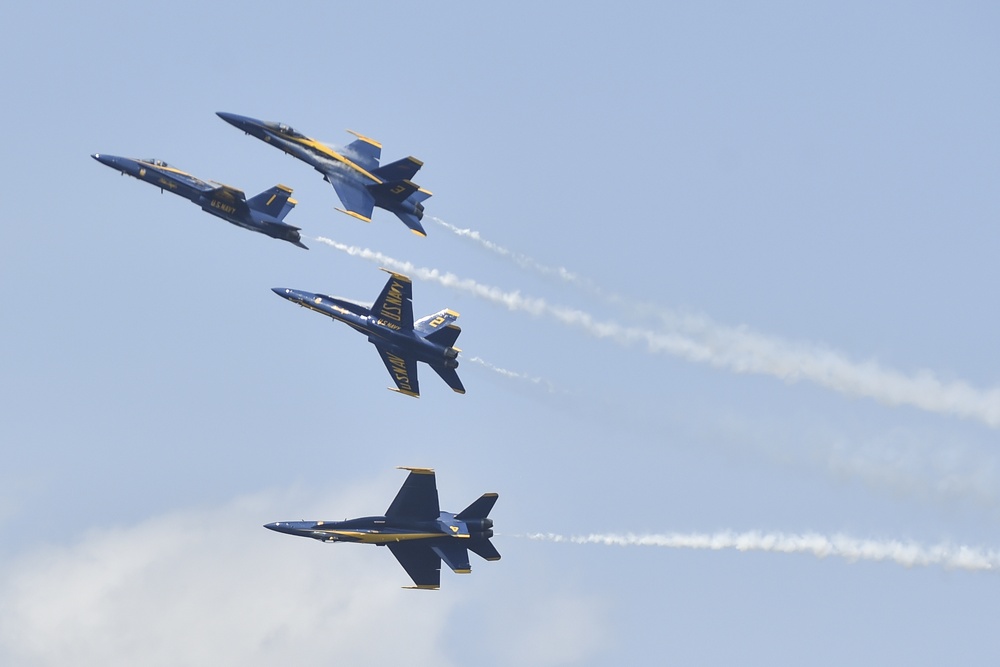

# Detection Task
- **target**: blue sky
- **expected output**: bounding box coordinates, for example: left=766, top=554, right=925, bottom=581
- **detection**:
left=3, top=2, right=1000, bottom=664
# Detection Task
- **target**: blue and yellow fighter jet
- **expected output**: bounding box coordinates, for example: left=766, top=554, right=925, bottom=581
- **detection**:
left=216, top=112, right=432, bottom=236
left=272, top=269, right=465, bottom=397
left=265, top=467, right=499, bottom=589
left=92, top=153, right=308, bottom=249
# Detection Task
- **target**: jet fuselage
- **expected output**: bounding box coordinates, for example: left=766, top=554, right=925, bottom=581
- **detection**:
left=92, top=153, right=305, bottom=248
left=264, top=467, right=498, bottom=588
left=272, top=287, right=460, bottom=369
left=218, top=114, right=379, bottom=186
left=264, top=510, right=493, bottom=545
left=217, top=112, right=429, bottom=234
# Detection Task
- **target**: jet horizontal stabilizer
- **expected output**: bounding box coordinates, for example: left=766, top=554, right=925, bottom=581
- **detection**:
left=468, top=538, right=502, bottom=562
left=433, top=543, right=472, bottom=574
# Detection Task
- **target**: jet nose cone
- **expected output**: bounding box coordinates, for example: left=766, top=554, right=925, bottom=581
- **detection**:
left=265, top=521, right=302, bottom=536
left=92, top=153, right=116, bottom=168
left=217, top=112, right=260, bottom=133
left=272, top=287, right=290, bottom=298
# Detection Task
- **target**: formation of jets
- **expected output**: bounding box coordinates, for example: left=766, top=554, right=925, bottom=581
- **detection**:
left=94, top=112, right=493, bottom=588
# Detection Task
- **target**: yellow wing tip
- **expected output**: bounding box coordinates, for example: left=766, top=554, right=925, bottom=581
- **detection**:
left=346, top=129, right=382, bottom=149
left=397, top=466, right=435, bottom=474
left=379, top=267, right=412, bottom=283
left=388, top=387, right=420, bottom=398
left=411, top=229, right=428, bottom=237
left=335, top=207, right=372, bottom=223
left=454, top=569, right=472, bottom=574
left=403, top=585, right=440, bottom=590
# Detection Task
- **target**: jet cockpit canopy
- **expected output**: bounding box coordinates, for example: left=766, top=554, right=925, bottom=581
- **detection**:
left=271, top=122, right=305, bottom=138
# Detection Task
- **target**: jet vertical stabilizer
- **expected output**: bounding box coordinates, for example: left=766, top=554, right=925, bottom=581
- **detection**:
left=247, top=184, right=297, bottom=221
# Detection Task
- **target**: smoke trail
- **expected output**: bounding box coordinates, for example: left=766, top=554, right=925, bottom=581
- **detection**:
left=521, top=531, right=1000, bottom=572
left=429, top=217, right=663, bottom=315
left=467, top=356, right=557, bottom=393
left=313, top=237, right=1000, bottom=428
left=430, top=217, right=590, bottom=286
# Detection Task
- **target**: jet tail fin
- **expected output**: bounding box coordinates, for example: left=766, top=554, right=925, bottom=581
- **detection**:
left=457, top=493, right=498, bottom=521
left=367, top=179, right=419, bottom=204
left=415, top=309, right=460, bottom=336
left=424, top=323, right=461, bottom=349
left=372, top=156, right=424, bottom=182
left=431, top=365, right=465, bottom=394
left=247, top=184, right=296, bottom=221
left=395, top=211, right=428, bottom=237
left=468, top=538, right=501, bottom=562
left=458, top=493, right=500, bottom=562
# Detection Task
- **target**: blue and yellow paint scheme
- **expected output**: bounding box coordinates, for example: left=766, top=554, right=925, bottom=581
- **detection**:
left=92, top=153, right=308, bottom=249
left=272, top=269, right=465, bottom=397
left=217, top=112, right=432, bottom=236
left=265, top=467, right=500, bottom=589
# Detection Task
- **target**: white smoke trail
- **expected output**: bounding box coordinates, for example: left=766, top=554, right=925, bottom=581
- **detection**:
left=429, top=217, right=663, bottom=315
left=467, top=356, right=557, bottom=393
left=521, top=531, right=1000, bottom=572
left=313, top=237, right=1000, bottom=428
left=430, top=217, right=589, bottom=286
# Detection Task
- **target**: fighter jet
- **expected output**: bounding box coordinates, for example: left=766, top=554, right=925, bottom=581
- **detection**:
left=265, top=467, right=499, bottom=589
left=216, top=112, right=432, bottom=236
left=92, top=153, right=308, bottom=249
left=272, top=269, right=465, bottom=397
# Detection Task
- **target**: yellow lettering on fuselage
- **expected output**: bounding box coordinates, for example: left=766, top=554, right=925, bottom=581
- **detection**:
left=210, top=199, right=237, bottom=215
left=385, top=352, right=414, bottom=392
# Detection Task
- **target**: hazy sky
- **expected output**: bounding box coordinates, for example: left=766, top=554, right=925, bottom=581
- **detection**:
left=3, top=2, right=1000, bottom=665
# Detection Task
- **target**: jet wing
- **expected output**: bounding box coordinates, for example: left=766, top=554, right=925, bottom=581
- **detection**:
left=387, top=542, right=440, bottom=589
left=372, top=156, right=423, bottom=182
left=373, top=343, right=420, bottom=398
left=326, top=174, right=375, bottom=222
left=372, top=270, right=414, bottom=331
left=386, top=467, right=439, bottom=520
